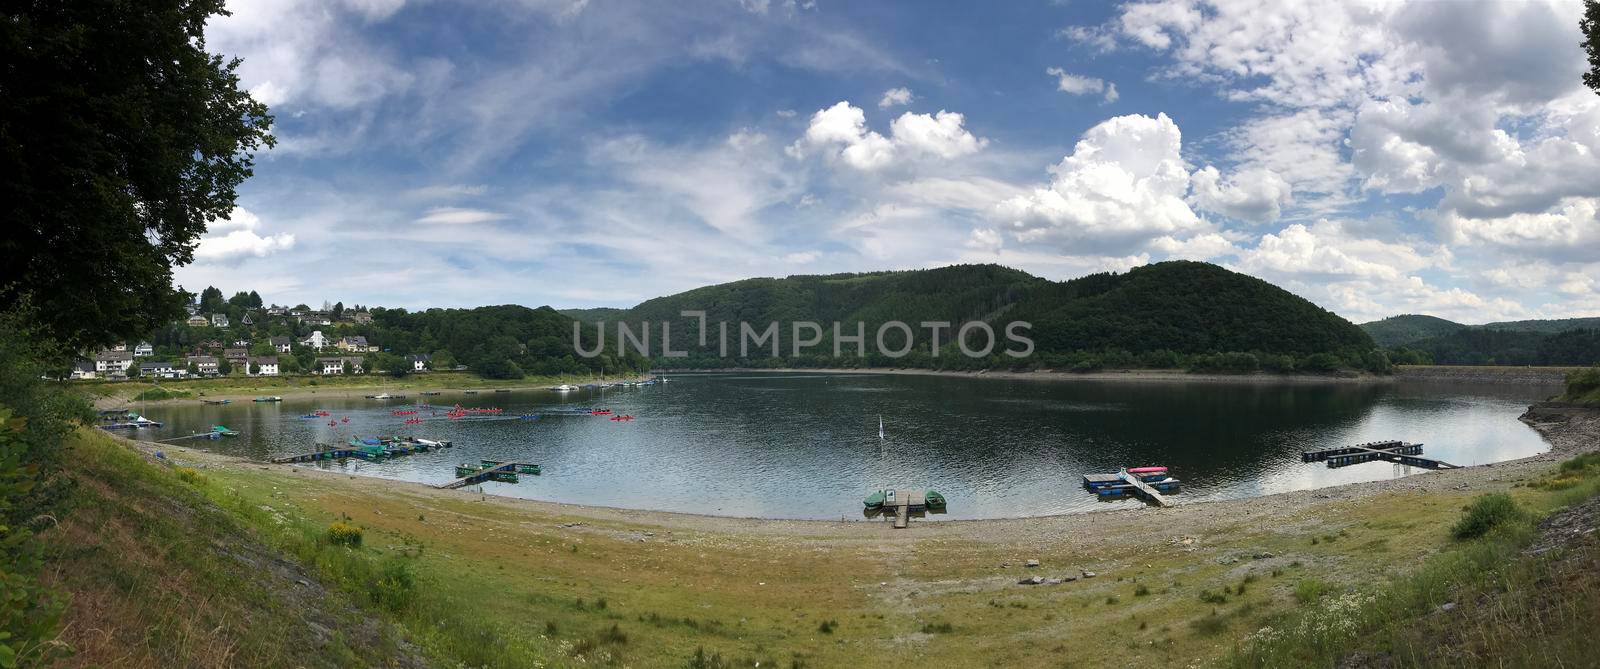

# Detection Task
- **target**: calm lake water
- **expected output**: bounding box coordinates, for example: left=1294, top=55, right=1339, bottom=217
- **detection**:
left=135, top=372, right=1555, bottom=520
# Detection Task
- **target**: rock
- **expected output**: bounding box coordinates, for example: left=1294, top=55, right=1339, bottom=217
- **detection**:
left=1438, top=602, right=1457, bottom=613
left=1063, top=575, right=1077, bottom=582
left=1081, top=570, right=1097, bottom=579
left=1044, top=578, right=1063, bottom=585
left=1025, top=559, right=1041, bottom=568
left=1017, top=576, right=1045, bottom=585
left=1216, top=556, right=1239, bottom=565
left=1253, top=552, right=1274, bottom=560
left=296, top=578, right=311, bottom=587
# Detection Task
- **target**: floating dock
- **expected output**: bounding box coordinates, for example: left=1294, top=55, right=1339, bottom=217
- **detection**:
left=1302, top=440, right=1459, bottom=470
left=863, top=488, right=946, bottom=528
left=1082, top=470, right=1180, bottom=507
left=436, top=461, right=541, bottom=490
left=269, top=437, right=453, bottom=464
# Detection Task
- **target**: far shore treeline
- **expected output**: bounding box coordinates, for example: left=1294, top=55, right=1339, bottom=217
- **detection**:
left=100, top=261, right=1600, bottom=383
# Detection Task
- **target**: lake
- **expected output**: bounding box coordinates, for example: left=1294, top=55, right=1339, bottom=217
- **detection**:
left=134, top=372, right=1555, bottom=520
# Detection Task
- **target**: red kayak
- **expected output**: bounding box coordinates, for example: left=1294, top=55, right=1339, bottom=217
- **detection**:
left=1127, top=466, right=1168, bottom=474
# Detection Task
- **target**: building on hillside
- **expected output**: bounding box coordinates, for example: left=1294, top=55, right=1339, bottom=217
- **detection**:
left=269, top=336, right=291, bottom=353
left=342, top=356, right=366, bottom=374
left=138, top=361, right=184, bottom=379
left=110, top=342, right=127, bottom=352
left=94, top=351, right=134, bottom=376
left=185, top=315, right=209, bottom=327
left=249, top=356, right=279, bottom=376
left=301, top=311, right=333, bottom=326
left=406, top=353, right=431, bottom=372
left=71, top=361, right=97, bottom=380
left=210, top=313, right=229, bottom=327
left=222, top=348, right=249, bottom=366
left=240, top=313, right=254, bottom=326
left=186, top=355, right=219, bottom=376
left=351, top=311, right=373, bottom=325
left=266, top=306, right=287, bottom=316
left=231, top=338, right=250, bottom=348
left=336, top=336, right=376, bottom=353
left=133, top=341, right=154, bottom=357
left=184, top=300, right=199, bottom=316
left=199, top=339, right=223, bottom=349
left=301, top=330, right=328, bottom=351
left=316, top=357, right=345, bottom=375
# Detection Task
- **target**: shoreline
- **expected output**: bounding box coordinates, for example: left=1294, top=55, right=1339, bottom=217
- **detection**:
left=655, top=365, right=1572, bottom=386
left=91, top=373, right=653, bottom=409
left=130, top=402, right=1600, bottom=536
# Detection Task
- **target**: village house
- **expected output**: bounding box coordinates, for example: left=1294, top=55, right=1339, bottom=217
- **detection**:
left=133, top=341, right=154, bottom=357
left=185, top=315, right=210, bottom=327
left=269, top=336, right=292, bottom=353
left=266, top=305, right=287, bottom=316
left=200, top=339, right=223, bottom=349
left=210, top=313, right=229, bottom=327
left=94, top=350, right=134, bottom=376
left=231, top=338, right=250, bottom=348
left=342, top=356, right=365, bottom=374
left=301, top=330, right=328, bottom=351
left=351, top=311, right=373, bottom=325
left=186, top=355, right=219, bottom=376
left=248, top=356, right=279, bottom=376
left=301, top=311, right=332, bottom=326
left=406, top=353, right=431, bottom=372
left=222, top=348, right=249, bottom=367
left=240, top=312, right=253, bottom=326
left=110, top=342, right=127, bottom=352
left=138, top=361, right=184, bottom=379
left=336, top=335, right=377, bottom=353
left=70, top=361, right=97, bottom=380
left=315, top=356, right=356, bottom=374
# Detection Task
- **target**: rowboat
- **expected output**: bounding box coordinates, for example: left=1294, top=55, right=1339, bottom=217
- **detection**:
left=1127, top=466, right=1168, bottom=474
left=925, top=490, right=947, bottom=510
left=211, top=425, right=239, bottom=437
left=253, top=396, right=282, bottom=402
left=202, top=399, right=231, bottom=405
left=863, top=489, right=886, bottom=509
left=480, top=460, right=541, bottom=475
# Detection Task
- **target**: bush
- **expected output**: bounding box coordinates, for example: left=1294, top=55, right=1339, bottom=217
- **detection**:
left=1294, top=579, right=1327, bottom=604
left=1451, top=493, right=1525, bottom=540
left=326, top=521, right=363, bottom=547
left=1299, top=352, right=1343, bottom=373
left=175, top=467, right=205, bottom=485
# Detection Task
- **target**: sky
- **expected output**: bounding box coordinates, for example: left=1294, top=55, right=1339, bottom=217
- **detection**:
left=178, top=0, right=1600, bottom=324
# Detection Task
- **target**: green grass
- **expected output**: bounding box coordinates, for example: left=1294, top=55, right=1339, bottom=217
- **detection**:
left=1228, top=452, right=1600, bottom=668
left=132, top=386, right=191, bottom=401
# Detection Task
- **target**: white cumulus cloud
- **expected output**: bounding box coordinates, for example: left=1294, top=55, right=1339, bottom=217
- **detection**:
left=789, top=101, right=986, bottom=170
left=195, top=208, right=296, bottom=262
left=878, top=87, right=913, bottom=108
left=1046, top=67, right=1118, bottom=103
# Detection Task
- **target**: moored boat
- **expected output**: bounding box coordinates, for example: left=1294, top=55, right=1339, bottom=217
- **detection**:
left=211, top=425, right=239, bottom=437
left=253, top=396, right=282, bottom=402
left=480, top=459, right=541, bottom=475
left=925, top=490, right=947, bottom=510
left=863, top=489, right=886, bottom=509
left=202, top=399, right=231, bottom=405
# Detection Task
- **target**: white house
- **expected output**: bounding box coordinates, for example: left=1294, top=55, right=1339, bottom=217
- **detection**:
left=249, top=356, right=279, bottom=376
left=186, top=355, right=219, bottom=376
left=70, top=361, right=97, bottom=380
left=269, top=336, right=291, bottom=353
left=406, top=353, right=431, bottom=372
left=317, top=357, right=345, bottom=374
left=301, top=330, right=328, bottom=350
left=133, top=341, right=154, bottom=357
left=210, top=313, right=229, bottom=327
left=94, top=351, right=134, bottom=375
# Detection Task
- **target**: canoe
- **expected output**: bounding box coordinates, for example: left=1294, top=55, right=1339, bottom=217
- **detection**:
left=925, top=490, right=947, bottom=509
left=863, top=490, right=886, bottom=509
left=1127, top=466, right=1168, bottom=474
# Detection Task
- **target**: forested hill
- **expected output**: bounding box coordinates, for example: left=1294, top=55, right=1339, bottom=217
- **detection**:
left=577, top=261, right=1381, bottom=371
left=1360, top=314, right=1468, bottom=347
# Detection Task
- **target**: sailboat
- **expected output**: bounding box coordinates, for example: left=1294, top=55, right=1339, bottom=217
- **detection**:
left=878, top=415, right=885, bottom=440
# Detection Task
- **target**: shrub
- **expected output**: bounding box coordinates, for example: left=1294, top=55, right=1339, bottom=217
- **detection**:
left=369, top=558, right=416, bottom=612
left=1451, top=493, right=1525, bottom=540
left=175, top=467, right=204, bottom=485
left=1294, top=579, right=1327, bottom=604
left=326, top=521, right=363, bottom=547
left=1134, top=584, right=1151, bottom=597
left=920, top=622, right=954, bottom=634
left=817, top=619, right=836, bottom=634
left=598, top=623, right=627, bottom=645
left=1199, top=589, right=1229, bottom=604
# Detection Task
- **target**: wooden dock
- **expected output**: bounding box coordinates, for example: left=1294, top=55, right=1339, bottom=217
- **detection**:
left=435, top=461, right=540, bottom=490
left=271, top=447, right=360, bottom=464
left=1302, top=441, right=1459, bottom=470
left=1117, top=470, right=1171, bottom=507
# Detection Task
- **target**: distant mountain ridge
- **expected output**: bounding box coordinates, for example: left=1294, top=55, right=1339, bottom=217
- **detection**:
left=1359, top=314, right=1600, bottom=366
left=1360, top=315, right=1600, bottom=347
left=566, top=261, right=1377, bottom=369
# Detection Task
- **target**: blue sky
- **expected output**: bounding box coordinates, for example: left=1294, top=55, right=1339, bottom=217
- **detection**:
left=181, top=0, right=1600, bottom=323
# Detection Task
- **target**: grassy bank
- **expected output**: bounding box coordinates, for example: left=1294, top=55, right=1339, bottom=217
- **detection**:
left=1228, top=453, right=1600, bottom=667
left=40, top=412, right=1593, bottom=668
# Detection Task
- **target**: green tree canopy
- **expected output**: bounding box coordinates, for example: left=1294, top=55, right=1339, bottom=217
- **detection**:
left=0, top=1, right=273, bottom=351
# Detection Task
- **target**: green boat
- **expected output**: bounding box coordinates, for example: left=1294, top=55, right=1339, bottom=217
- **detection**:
left=925, top=490, right=947, bottom=510
left=480, top=460, right=541, bottom=475
left=211, top=425, right=239, bottom=437
left=864, top=489, right=887, bottom=509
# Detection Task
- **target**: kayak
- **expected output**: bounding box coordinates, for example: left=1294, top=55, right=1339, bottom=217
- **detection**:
left=1127, top=466, right=1168, bottom=474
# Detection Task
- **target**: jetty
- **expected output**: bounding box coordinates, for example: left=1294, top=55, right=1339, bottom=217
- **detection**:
left=436, top=461, right=541, bottom=490
left=1302, top=440, right=1459, bottom=470
left=269, top=436, right=453, bottom=464
left=1081, top=468, right=1181, bottom=507
left=863, top=488, right=947, bottom=528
